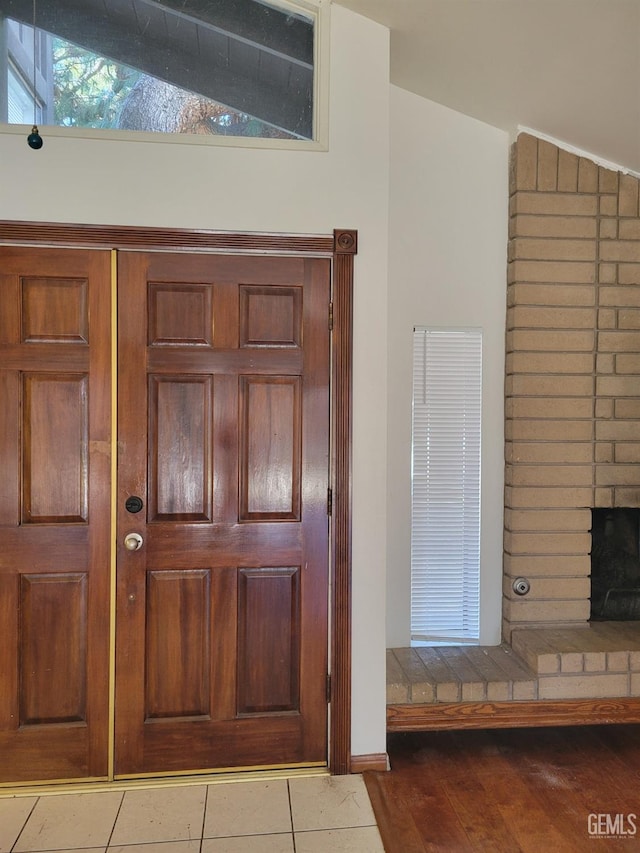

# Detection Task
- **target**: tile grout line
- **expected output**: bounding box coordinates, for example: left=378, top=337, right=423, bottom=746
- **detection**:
left=199, top=783, right=210, bottom=853
left=105, top=790, right=126, bottom=850
left=10, top=795, right=40, bottom=853
left=287, top=778, right=297, bottom=853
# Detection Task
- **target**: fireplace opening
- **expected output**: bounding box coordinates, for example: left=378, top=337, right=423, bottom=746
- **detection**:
left=591, top=509, right=640, bottom=620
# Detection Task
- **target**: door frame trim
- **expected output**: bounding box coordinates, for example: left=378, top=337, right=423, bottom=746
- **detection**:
left=0, top=220, right=356, bottom=775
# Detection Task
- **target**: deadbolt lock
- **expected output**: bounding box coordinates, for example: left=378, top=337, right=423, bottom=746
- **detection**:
left=125, top=495, right=144, bottom=513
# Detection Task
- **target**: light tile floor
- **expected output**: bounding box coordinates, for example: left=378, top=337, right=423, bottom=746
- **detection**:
left=0, top=775, right=384, bottom=853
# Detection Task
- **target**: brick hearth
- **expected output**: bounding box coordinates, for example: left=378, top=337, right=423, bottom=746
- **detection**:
left=387, top=623, right=640, bottom=706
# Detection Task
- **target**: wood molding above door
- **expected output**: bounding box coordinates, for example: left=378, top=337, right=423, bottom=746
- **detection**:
left=0, top=220, right=335, bottom=255
left=0, top=220, right=356, bottom=776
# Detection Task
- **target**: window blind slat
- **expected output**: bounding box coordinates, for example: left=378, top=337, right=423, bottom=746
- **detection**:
left=411, top=328, right=482, bottom=644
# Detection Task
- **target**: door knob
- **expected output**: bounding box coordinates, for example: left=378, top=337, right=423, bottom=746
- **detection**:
left=124, top=532, right=143, bottom=551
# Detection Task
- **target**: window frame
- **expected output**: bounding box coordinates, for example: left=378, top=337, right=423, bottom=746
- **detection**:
left=0, top=0, right=330, bottom=150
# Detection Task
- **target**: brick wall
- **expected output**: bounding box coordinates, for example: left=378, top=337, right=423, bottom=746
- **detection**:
left=504, top=132, right=640, bottom=639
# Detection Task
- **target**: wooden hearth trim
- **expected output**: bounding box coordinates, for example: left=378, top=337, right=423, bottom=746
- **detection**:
left=387, top=698, right=640, bottom=731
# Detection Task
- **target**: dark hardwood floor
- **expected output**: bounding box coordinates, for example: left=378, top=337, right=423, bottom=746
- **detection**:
left=364, top=725, right=640, bottom=852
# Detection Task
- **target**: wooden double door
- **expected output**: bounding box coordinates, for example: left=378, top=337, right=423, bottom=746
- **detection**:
left=0, top=246, right=330, bottom=783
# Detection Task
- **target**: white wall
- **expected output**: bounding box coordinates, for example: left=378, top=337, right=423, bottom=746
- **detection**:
left=386, top=85, right=509, bottom=647
left=0, top=5, right=390, bottom=759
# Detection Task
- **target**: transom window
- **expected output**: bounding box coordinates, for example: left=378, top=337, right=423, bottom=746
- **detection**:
left=0, top=0, right=317, bottom=140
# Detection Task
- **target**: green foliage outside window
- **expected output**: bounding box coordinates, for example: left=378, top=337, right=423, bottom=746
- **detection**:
left=51, top=38, right=294, bottom=137
left=53, top=40, right=141, bottom=129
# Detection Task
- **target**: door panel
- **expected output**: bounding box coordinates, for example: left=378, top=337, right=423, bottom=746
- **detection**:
left=145, top=569, right=211, bottom=719
left=22, top=373, right=88, bottom=522
left=148, top=374, right=213, bottom=521
left=20, top=573, right=88, bottom=725
left=115, top=252, right=330, bottom=776
left=239, top=375, right=301, bottom=519
left=0, top=248, right=111, bottom=783
left=237, top=566, right=300, bottom=714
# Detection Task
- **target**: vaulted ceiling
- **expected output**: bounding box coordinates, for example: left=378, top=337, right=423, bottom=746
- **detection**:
left=337, top=0, right=640, bottom=174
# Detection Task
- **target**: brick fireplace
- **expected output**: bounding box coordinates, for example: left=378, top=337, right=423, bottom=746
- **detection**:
left=505, top=132, right=640, bottom=640
left=387, top=133, right=640, bottom=715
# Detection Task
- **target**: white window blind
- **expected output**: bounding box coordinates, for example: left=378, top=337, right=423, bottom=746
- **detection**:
left=7, top=67, right=36, bottom=125
left=411, top=328, right=482, bottom=644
